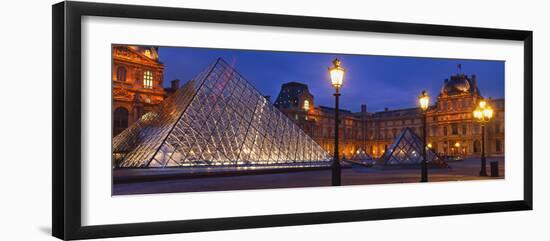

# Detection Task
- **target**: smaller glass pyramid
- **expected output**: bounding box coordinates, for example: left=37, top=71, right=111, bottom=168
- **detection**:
left=378, top=127, right=447, bottom=167
left=350, top=148, right=373, bottom=161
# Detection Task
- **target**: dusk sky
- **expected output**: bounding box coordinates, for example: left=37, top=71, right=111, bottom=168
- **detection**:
left=158, top=47, right=504, bottom=112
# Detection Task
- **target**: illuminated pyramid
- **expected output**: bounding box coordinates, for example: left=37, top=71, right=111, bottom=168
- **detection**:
left=350, top=148, right=372, bottom=161
left=378, top=127, right=447, bottom=167
left=113, top=58, right=332, bottom=168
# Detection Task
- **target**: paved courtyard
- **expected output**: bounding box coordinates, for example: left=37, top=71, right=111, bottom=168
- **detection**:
left=113, top=157, right=504, bottom=195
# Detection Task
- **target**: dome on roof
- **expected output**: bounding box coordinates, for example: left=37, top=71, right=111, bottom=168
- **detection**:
left=441, top=74, right=478, bottom=96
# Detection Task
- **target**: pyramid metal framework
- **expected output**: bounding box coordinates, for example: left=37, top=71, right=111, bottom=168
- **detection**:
left=378, top=127, right=446, bottom=166
left=113, top=58, right=332, bottom=168
left=350, top=148, right=372, bottom=161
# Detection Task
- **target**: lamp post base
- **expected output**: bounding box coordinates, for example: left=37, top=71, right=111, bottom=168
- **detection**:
left=480, top=154, right=487, bottom=176
left=332, top=162, right=341, bottom=186
left=479, top=159, right=488, bottom=176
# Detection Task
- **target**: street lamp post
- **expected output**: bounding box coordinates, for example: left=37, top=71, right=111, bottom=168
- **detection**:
left=418, top=90, right=430, bottom=182
left=329, top=58, right=345, bottom=186
left=473, top=99, right=494, bottom=176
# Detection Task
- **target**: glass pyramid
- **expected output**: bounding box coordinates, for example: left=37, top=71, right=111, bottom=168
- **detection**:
left=350, top=148, right=372, bottom=161
left=113, top=58, right=332, bottom=168
left=378, top=127, right=447, bottom=167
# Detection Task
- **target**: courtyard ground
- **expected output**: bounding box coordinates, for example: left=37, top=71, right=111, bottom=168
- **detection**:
left=112, top=157, right=504, bottom=195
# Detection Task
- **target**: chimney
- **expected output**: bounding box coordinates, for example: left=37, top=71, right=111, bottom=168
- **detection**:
left=361, top=104, right=367, bottom=113
left=170, top=79, right=180, bottom=90
left=384, top=107, right=389, bottom=112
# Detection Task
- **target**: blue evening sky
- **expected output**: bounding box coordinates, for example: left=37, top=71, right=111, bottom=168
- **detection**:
left=158, top=47, right=504, bottom=112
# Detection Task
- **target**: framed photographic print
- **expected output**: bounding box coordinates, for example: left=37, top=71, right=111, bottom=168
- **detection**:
left=52, top=1, right=533, bottom=240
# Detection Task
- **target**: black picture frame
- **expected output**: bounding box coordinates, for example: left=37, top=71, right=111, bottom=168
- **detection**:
left=52, top=1, right=533, bottom=240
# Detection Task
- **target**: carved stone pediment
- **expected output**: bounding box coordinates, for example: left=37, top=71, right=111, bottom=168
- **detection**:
left=113, top=46, right=160, bottom=66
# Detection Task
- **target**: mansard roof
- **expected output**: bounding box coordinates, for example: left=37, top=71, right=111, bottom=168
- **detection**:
left=371, top=107, right=422, bottom=118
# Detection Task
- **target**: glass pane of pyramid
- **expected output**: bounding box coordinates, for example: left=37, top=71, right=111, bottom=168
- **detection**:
left=378, top=127, right=447, bottom=167
left=113, top=58, right=332, bottom=168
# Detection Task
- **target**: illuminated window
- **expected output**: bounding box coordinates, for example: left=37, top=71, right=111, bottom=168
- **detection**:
left=303, top=100, right=310, bottom=110
left=143, top=70, right=153, bottom=89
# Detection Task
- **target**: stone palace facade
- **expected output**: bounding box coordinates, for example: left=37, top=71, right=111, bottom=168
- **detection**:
left=111, top=45, right=180, bottom=136
left=274, top=74, right=504, bottom=159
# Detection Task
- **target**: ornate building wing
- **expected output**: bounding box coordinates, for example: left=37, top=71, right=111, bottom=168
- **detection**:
left=113, top=58, right=332, bottom=168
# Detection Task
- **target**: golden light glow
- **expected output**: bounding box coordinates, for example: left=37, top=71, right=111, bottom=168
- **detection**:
left=418, top=90, right=430, bottom=111
left=479, top=100, right=487, bottom=108
left=454, top=142, right=460, bottom=147
left=473, top=99, right=494, bottom=123
left=329, top=58, right=345, bottom=89
left=483, top=106, right=494, bottom=119
left=427, top=143, right=433, bottom=148
left=473, top=109, right=483, bottom=119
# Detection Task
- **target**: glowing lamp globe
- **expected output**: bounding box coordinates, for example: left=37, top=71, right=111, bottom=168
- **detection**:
left=329, top=58, right=345, bottom=89
left=418, top=90, right=430, bottom=111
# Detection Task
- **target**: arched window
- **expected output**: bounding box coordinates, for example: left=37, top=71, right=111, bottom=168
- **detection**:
left=451, top=123, right=458, bottom=135
left=495, top=123, right=501, bottom=133
left=496, top=140, right=502, bottom=152
left=474, top=140, right=481, bottom=153
left=116, top=66, right=127, bottom=81
left=113, top=107, right=129, bottom=136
